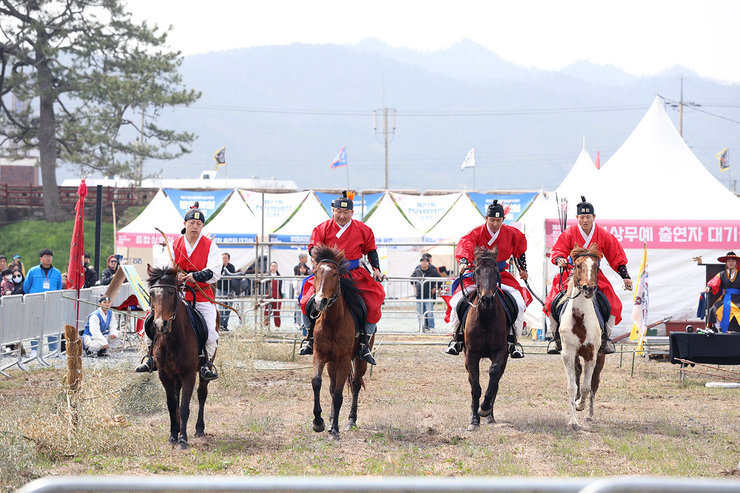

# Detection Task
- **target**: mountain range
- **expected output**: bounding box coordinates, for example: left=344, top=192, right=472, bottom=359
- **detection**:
left=110, top=39, right=740, bottom=193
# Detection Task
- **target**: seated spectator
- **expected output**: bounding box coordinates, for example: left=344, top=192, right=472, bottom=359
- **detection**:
left=24, top=248, right=63, bottom=357
left=101, top=255, right=119, bottom=286
left=10, top=267, right=24, bottom=295
left=1, top=268, right=13, bottom=296
left=82, top=295, right=120, bottom=357
left=83, top=252, right=98, bottom=287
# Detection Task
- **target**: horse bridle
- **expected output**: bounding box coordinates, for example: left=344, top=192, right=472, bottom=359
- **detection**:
left=310, top=259, right=342, bottom=318
left=564, top=252, right=601, bottom=300
left=460, top=262, right=502, bottom=309
left=150, top=282, right=180, bottom=324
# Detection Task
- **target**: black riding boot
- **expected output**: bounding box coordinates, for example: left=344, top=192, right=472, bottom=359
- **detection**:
left=298, top=296, right=317, bottom=356
left=600, top=328, right=616, bottom=354
left=508, top=329, right=524, bottom=359
left=546, top=326, right=562, bottom=355
left=357, top=332, right=376, bottom=365
left=135, top=344, right=157, bottom=372
left=199, top=355, right=218, bottom=381
left=445, top=323, right=464, bottom=355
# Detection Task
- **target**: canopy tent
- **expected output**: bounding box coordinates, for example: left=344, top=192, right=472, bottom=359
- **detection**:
left=392, top=192, right=460, bottom=234
left=522, top=98, right=740, bottom=337
left=202, top=190, right=260, bottom=271
left=162, top=188, right=232, bottom=221
left=468, top=192, right=539, bottom=223
left=240, top=190, right=311, bottom=235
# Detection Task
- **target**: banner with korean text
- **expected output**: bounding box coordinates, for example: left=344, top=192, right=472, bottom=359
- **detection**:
left=545, top=219, right=740, bottom=249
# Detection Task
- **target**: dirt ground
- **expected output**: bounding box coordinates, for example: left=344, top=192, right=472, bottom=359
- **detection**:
left=1, top=333, right=738, bottom=490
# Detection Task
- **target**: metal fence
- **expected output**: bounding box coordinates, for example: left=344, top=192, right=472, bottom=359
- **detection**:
left=16, top=475, right=740, bottom=493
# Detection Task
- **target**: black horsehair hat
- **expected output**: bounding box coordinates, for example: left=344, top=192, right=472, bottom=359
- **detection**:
left=486, top=200, right=505, bottom=218
left=331, top=191, right=353, bottom=210
left=182, top=202, right=206, bottom=233
left=577, top=196, right=595, bottom=216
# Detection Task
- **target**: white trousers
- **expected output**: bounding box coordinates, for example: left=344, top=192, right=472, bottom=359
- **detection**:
left=146, top=301, right=219, bottom=360
left=449, top=283, right=526, bottom=336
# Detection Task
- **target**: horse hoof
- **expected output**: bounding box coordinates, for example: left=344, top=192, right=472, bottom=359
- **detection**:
left=178, top=441, right=189, bottom=450
left=345, top=421, right=357, bottom=431
left=467, top=424, right=480, bottom=432
left=313, top=421, right=325, bottom=433
left=478, top=407, right=492, bottom=417
left=194, top=430, right=205, bottom=438
left=585, top=416, right=593, bottom=423
left=329, top=430, right=340, bottom=440
left=168, top=436, right=177, bottom=445
left=485, top=415, right=495, bottom=425
left=576, top=403, right=586, bottom=412
left=568, top=422, right=579, bottom=431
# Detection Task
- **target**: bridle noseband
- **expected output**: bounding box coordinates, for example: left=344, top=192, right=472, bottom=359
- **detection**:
left=150, top=282, right=180, bottom=325
left=462, top=260, right=501, bottom=309
left=310, top=259, right=342, bottom=319
left=565, top=252, right=601, bottom=300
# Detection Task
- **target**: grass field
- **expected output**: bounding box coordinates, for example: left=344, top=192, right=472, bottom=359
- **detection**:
left=0, top=331, right=738, bottom=491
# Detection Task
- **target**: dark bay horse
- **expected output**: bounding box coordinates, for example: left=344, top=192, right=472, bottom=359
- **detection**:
left=147, top=264, right=213, bottom=448
left=559, top=245, right=606, bottom=430
left=309, top=245, right=371, bottom=439
left=462, top=246, right=510, bottom=431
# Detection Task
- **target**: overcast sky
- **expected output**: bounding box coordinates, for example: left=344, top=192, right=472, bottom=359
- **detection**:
left=125, top=0, right=740, bottom=83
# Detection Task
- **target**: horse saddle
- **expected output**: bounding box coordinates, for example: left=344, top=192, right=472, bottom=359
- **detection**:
left=551, top=290, right=611, bottom=330
left=143, top=301, right=208, bottom=356
left=456, top=289, right=518, bottom=329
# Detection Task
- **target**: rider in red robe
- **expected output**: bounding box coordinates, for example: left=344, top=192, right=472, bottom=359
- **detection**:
left=544, top=196, right=633, bottom=354
left=443, top=200, right=532, bottom=358
left=297, top=191, right=385, bottom=365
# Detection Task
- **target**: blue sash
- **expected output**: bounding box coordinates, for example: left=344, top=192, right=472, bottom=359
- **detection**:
left=720, top=288, right=740, bottom=333
left=347, top=258, right=361, bottom=270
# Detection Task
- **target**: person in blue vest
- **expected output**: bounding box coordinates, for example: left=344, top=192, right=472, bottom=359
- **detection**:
left=83, top=295, right=120, bottom=357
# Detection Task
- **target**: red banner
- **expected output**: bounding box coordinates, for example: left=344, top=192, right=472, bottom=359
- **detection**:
left=545, top=219, right=740, bottom=249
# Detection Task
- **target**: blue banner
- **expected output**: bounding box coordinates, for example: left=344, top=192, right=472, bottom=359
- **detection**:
left=210, top=233, right=257, bottom=244
left=314, top=192, right=384, bottom=221
left=268, top=233, right=311, bottom=249
left=164, top=189, right=233, bottom=221
left=467, top=192, right=538, bottom=223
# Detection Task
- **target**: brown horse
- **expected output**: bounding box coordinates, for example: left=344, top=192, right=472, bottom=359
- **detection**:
left=309, top=245, right=371, bottom=439
left=462, top=246, right=510, bottom=431
left=147, top=264, right=213, bottom=448
left=559, top=245, right=606, bottom=430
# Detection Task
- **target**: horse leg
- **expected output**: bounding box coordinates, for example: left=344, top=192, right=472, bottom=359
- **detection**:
left=177, top=374, right=196, bottom=449
left=311, top=359, right=326, bottom=433
left=194, top=378, right=209, bottom=438
left=465, top=353, right=482, bottom=431
left=586, top=352, right=606, bottom=422
left=159, top=373, right=180, bottom=444
left=480, top=350, right=508, bottom=425
left=562, top=351, right=580, bottom=430
left=328, top=360, right=349, bottom=439
left=346, top=358, right=367, bottom=431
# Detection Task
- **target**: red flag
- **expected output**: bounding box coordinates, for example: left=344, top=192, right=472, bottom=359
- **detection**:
left=67, top=179, right=88, bottom=290
left=594, top=151, right=601, bottom=170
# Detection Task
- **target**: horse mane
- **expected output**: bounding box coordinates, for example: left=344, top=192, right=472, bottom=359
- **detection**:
left=474, top=245, right=499, bottom=268
left=570, top=243, right=603, bottom=261
left=147, top=265, right=179, bottom=287
left=312, top=244, right=349, bottom=274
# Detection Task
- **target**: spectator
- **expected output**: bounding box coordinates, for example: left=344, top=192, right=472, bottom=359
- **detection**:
left=82, top=295, right=120, bottom=357
left=10, top=267, right=24, bottom=295
left=264, top=261, right=282, bottom=328
left=438, top=265, right=449, bottom=277
left=61, top=272, right=68, bottom=287
left=294, top=261, right=311, bottom=328
left=24, top=248, right=63, bottom=357
left=100, top=255, right=119, bottom=285
left=218, top=252, right=236, bottom=331
left=12, top=254, right=25, bottom=275
left=0, top=255, right=6, bottom=272
left=83, top=252, right=98, bottom=288
left=1, top=268, right=13, bottom=296
left=410, top=255, right=441, bottom=332
left=293, top=251, right=311, bottom=276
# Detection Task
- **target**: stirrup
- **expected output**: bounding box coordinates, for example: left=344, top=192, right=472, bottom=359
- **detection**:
left=135, top=355, right=155, bottom=373
left=546, top=340, right=561, bottom=355
left=200, top=364, right=218, bottom=381
left=445, top=340, right=462, bottom=355
left=298, top=338, right=313, bottom=356
left=358, top=343, right=376, bottom=365
left=509, top=342, right=524, bottom=359
left=601, top=338, right=616, bottom=354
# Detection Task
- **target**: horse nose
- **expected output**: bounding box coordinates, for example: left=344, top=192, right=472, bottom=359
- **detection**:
left=318, top=297, right=329, bottom=311
left=582, top=285, right=596, bottom=298
left=154, top=317, right=168, bottom=333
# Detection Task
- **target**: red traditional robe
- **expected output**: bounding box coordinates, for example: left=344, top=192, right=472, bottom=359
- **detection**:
left=443, top=224, right=533, bottom=322
left=544, top=224, right=628, bottom=324
left=173, top=235, right=214, bottom=303
left=299, top=219, right=386, bottom=324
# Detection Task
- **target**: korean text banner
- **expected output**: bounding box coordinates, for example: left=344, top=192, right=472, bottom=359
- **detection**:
left=468, top=192, right=538, bottom=223
left=163, top=189, right=233, bottom=220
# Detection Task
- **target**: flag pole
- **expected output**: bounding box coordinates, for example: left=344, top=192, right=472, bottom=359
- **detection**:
left=345, top=162, right=349, bottom=190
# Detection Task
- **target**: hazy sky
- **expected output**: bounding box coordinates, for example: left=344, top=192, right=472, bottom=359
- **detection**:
left=125, top=0, right=740, bottom=83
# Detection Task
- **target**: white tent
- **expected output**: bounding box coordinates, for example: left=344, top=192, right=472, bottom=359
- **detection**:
left=424, top=193, right=485, bottom=242
left=240, top=190, right=312, bottom=235
left=203, top=190, right=260, bottom=271
left=392, top=192, right=459, bottom=234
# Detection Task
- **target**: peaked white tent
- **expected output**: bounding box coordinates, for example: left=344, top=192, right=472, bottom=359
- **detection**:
left=392, top=192, right=459, bottom=234
left=424, top=193, right=485, bottom=242
left=240, top=190, right=311, bottom=235
left=203, top=190, right=260, bottom=270
left=271, top=192, right=331, bottom=241
left=364, top=193, right=423, bottom=243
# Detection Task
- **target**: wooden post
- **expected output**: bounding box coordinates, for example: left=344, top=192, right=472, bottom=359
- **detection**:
left=65, top=324, right=82, bottom=392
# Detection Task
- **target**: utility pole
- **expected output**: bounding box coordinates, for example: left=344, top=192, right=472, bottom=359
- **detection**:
left=669, top=78, right=700, bottom=137
left=373, top=108, right=396, bottom=189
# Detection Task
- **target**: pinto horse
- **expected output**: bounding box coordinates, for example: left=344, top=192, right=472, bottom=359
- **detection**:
left=309, top=245, right=371, bottom=439
left=462, top=246, right=510, bottom=431
left=558, top=245, right=606, bottom=430
left=147, top=264, right=214, bottom=448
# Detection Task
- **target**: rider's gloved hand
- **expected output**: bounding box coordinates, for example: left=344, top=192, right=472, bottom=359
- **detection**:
left=458, top=258, right=469, bottom=271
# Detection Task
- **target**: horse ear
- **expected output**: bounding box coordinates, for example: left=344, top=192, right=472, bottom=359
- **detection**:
left=146, top=263, right=154, bottom=276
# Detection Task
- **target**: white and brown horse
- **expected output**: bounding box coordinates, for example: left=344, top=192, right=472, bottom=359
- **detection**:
left=559, top=244, right=606, bottom=430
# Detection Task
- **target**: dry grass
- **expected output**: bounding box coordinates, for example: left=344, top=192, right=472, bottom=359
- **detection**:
left=0, top=330, right=738, bottom=491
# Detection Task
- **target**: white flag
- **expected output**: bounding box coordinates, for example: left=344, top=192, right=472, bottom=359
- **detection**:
left=461, top=148, right=475, bottom=170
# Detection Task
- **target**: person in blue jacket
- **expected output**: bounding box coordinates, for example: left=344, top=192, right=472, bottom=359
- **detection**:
left=24, top=248, right=63, bottom=357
